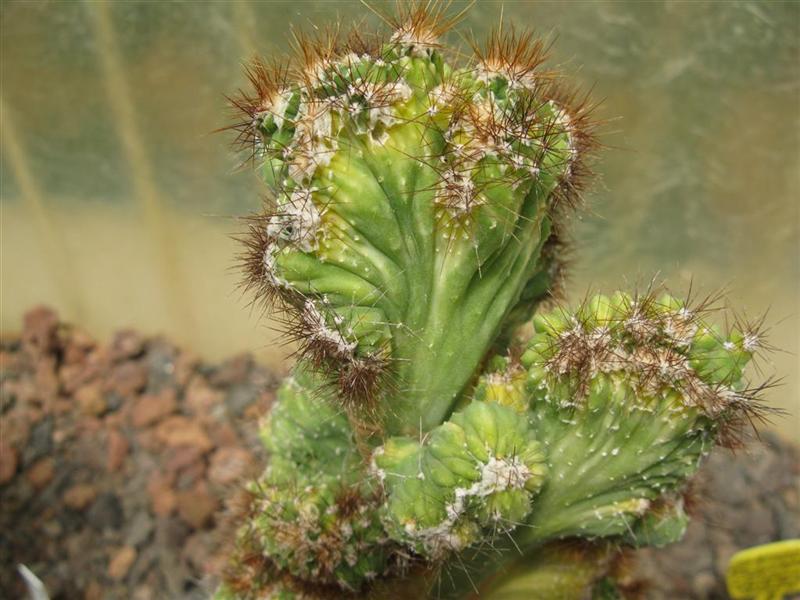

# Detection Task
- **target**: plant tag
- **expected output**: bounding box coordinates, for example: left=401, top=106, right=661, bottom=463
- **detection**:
left=726, top=539, right=800, bottom=600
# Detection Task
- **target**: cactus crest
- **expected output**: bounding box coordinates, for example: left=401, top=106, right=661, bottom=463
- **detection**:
left=232, top=1, right=597, bottom=432
left=220, top=4, right=773, bottom=599
left=374, top=400, right=547, bottom=558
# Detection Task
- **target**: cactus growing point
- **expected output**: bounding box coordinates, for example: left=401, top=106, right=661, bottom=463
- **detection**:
left=232, top=3, right=595, bottom=437
left=220, top=4, right=772, bottom=599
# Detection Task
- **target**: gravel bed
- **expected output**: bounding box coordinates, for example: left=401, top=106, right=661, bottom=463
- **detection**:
left=1, top=307, right=797, bottom=599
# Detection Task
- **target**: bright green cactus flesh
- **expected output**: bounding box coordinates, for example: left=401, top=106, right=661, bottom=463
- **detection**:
left=373, top=400, right=547, bottom=558
left=515, top=292, right=755, bottom=546
left=222, top=369, right=395, bottom=594
left=223, top=5, right=771, bottom=599
left=238, top=6, right=591, bottom=435
left=478, top=542, right=619, bottom=600
left=221, top=294, right=764, bottom=598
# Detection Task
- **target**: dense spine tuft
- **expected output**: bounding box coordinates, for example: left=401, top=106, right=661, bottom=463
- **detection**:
left=230, top=1, right=598, bottom=431
left=522, top=290, right=772, bottom=439
left=373, top=400, right=547, bottom=559
left=221, top=4, right=773, bottom=599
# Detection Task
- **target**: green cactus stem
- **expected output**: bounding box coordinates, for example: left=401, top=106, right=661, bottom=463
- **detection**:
left=221, top=4, right=772, bottom=599
left=477, top=542, right=619, bottom=600
left=220, top=293, right=767, bottom=598
left=430, top=292, right=768, bottom=596
left=374, top=400, right=548, bottom=558
left=221, top=368, right=396, bottom=595
left=234, top=4, right=595, bottom=436
left=515, top=292, right=739, bottom=545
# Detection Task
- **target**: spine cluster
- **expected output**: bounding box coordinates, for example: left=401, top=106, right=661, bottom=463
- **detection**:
left=373, top=400, right=547, bottom=559
left=222, top=371, right=396, bottom=597
left=232, top=3, right=596, bottom=427
left=522, top=292, right=766, bottom=430
left=220, top=4, right=771, bottom=600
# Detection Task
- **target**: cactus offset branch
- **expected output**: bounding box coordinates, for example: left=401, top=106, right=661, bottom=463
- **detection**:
left=219, top=4, right=774, bottom=599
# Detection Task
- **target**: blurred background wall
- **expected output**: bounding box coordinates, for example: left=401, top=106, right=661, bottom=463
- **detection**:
left=2, top=1, right=798, bottom=435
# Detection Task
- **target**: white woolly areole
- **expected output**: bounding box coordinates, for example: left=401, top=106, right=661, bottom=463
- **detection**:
left=254, top=87, right=294, bottom=132
left=470, top=94, right=506, bottom=134
left=427, top=81, right=462, bottom=115
left=405, top=455, right=533, bottom=556
left=743, top=333, right=760, bottom=352
left=301, top=299, right=357, bottom=358
left=288, top=100, right=337, bottom=182
left=476, top=456, right=532, bottom=495
left=549, top=100, right=578, bottom=169
left=369, top=446, right=386, bottom=483
left=545, top=322, right=746, bottom=417
left=267, top=88, right=296, bottom=129
left=262, top=244, right=290, bottom=289
left=457, top=94, right=524, bottom=160
left=391, top=27, right=439, bottom=57
left=436, top=164, right=481, bottom=215
left=268, top=186, right=324, bottom=253
left=305, top=52, right=369, bottom=87
left=475, top=62, right=537, bottom=91
left=285, top=74, right=413, bottom=178
left=347, top=79, right=413, bottom=139
left=663, top=307, right=698, bottom=347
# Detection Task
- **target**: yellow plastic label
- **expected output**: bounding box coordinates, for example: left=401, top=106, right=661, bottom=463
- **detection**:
left=726, top=539, right=800, bottom=600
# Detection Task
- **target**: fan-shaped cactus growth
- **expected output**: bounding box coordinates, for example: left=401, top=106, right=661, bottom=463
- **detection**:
left=219, top=4, right=772, bottom=599
left=233, top=3, right=595, bottom=435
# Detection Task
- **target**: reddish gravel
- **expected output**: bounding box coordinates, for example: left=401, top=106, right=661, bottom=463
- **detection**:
left=0, top=307, right=797, bottom=599
left=0, top=306, right=277, bottom=599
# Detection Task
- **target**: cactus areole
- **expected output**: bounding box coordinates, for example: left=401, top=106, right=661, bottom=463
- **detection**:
left=220, top=5, right=771, bottom=599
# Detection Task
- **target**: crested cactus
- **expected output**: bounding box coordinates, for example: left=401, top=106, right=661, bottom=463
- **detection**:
left=374, top=399, right=548, bottom=558
left=234, top=3, right=592, bottom=435
left=220, top=4, right=772, bottom=599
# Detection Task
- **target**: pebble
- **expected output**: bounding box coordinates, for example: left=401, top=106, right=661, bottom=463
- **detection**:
left=59, top=362, right=94, bottom=395
left=22, top=305, right=59, bottom=354
left=176, top=482, right=218, bottom=529
left=147, top=471, right=177, bottom=517
left=130, top=388, right=177, bottom=427
left=87, top=493, right=123, bottom=531
left=34, top=356, right=60, bottom=398
left=61, top=327, right=95, bottom=365
left=109, top=330, right=145, bottom=362
left=183, top=531, right=213, bottom=573
left=145, top=339, right=179, bottom=389
left=106, top=429, right=130, bottom=472
left=84, top=580, right=104, bottom=600
left=209, top=422, right=239, bottom=447
left=0, top=308, right=275, bottom=598
left=107, top=546, right=137, bottom=580
left=26, top=457, right=55, bottom=489
left=131, top=584, right=155, bottom=600
left=208, top=354, right=252, bottom=387
left=75, top=383, right=107, bottom=416
left=165, top=445, right=206, bottom=475
left=23, top=417, right=54, bottom=464
left=2, top=412, right=31, bottom=449
left=63, top=483, right=98, bottom=510
left=691, top=571, right=716, bottom=597
left=2, top=306, right=795, bottom=600
left=104, top=361, right=148, bottom=398
left=155, top=416, right=212, bottom=452
left=125, top=511, right=155, bottom=548
left=185, top=377, right=223, bottom=415
left=208, top=447, right=254, bottom=486
left=227, top=385, right=258, bottom=416
left=0, top=443, right=18, bottom=484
